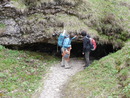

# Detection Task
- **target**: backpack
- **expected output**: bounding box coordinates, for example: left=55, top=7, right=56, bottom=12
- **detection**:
left=90, top=38, right=97, bottom=51
left=57, top=30, right=66, bottom=47
left=85, top=36, right=97, bottom=51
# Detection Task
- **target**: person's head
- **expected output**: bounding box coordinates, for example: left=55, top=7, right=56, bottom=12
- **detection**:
left=63, top=30, right=69, bottom=37
left=81, top=31, right=87, bottom=36
left=81, top=30, right=90, bottom=38
left=70, top=33, right=75, bottom=38
left=65, top=34, right=70, bottom=38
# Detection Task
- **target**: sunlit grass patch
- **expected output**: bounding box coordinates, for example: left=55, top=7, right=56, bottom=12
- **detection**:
left=0, top=45, right=59, bottom=97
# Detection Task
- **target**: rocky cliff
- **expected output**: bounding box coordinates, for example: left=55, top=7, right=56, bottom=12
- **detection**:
left=0, top=0, right=130, bottom=47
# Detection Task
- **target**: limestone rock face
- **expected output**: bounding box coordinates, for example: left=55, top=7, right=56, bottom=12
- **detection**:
left=0, top=0, right=129, bottom=47
left=0, top=18, right=21, bottom=44
left=0, top=1, right=82, bottom=45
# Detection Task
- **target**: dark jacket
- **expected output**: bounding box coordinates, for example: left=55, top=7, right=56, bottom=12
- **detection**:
left=83, top=36, right=91, bottom=52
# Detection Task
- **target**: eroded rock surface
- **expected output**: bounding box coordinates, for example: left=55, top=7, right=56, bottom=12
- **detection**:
left=0, top=1, right=84, bottom=45
left=0, top=0, right=129, bottom=47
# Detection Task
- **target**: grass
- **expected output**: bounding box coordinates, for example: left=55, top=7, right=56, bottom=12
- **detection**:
left=11, top=0, right=27, bottom=11
left=0, top=45, right=59, bottom=98
left=0, top=23, right=6, bottom=34
left=62, top=41, right=130, bottom=98
left=56, top=14, right=90, bottom=33
left=75, top=0, right=130, bottom=47
left=0, top=23, right=6, bottom=29
left=52, top=0, right=130, bottom=48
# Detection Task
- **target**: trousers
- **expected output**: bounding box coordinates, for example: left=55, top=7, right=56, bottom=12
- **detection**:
left=84, top=51, right=90, bottom=67
left=61, top=48, right=70, bottom=68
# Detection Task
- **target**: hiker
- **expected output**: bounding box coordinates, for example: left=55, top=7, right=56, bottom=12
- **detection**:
left=61, top=33, right=77, bottom=69
left=81, top=31, right=92, bottom=69
left=57, top=30, right=66, bottom=53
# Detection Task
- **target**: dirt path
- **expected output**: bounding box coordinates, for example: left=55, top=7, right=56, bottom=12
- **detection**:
left=39, top=58, right=84, bottom=98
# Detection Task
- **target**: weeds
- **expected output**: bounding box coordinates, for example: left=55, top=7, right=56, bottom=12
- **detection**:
left=0, top=23, right=6, bottom=29
left=63, top=41, right=130, bottom=98
left=11, top=0, right=27, bottom=11
left=0, top=45, right=59, bottom=97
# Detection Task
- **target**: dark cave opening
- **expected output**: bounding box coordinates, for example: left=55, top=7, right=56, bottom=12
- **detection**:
left=71, top=42, right=119, bottom=59
left=5, top=42, right=120, bottom=60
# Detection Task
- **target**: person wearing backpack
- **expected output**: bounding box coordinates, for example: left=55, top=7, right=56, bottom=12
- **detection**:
left=81, top=31, right=93, bottom=69
left=57, top=30, right=66, bottom=53
left=61, top=34, right=77, bottom=69
left=58, top=30, right=66, bottom=48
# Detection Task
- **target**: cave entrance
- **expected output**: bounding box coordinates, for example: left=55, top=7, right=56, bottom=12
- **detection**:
left=71, top=42, right=120, bottom=59
left=6, top=42, right=120, bottom=60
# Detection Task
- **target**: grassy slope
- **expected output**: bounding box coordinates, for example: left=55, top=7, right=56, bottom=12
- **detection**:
left=63, top=41, right=130, bottom=98
left=0, top=45, right=59, bottom=98
left=2, top=0, right=130, bottom=97
left=79, top=0, right=130, bottom=47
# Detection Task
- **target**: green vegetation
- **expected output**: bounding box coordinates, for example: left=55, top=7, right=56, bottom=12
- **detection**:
left=11, top=0, right=27, bottom=11
left=53, top=0, right=129, bottom=47
left=63, top=41, right=130, bottom=98
left=1, top=0, right=130, bottom=97
left=0, top=23, right=6, bottom=28
left=0, top=45, right=59, bottom=97
left=9, top=0, right=130, bottom=47
left=27, top=13, right=45, bottom=21
left=56, top=14, right=87, bottom=32
left=76, top=0, right=130, bottom=47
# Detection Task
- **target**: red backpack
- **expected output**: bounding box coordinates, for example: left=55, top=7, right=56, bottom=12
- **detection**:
left=90, top=38, right=97, bottom=51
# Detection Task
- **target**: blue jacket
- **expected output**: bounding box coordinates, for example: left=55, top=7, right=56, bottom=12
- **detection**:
left=62, top=36, right=76, bottom=48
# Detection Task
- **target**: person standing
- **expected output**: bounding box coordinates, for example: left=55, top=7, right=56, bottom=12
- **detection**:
left=57, top=30, right=66, bottom=52
left=61, top=34, right=77, bottom=69
left=81, top=31, right=92, bottom=69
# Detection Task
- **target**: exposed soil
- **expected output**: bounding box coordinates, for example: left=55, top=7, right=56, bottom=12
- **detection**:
left=39, top=58, right=85, bottom=98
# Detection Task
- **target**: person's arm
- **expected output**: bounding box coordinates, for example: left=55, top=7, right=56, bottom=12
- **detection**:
left=71, top=35, right=77, bottom=40
left=70, top=35, right=77, bottom=45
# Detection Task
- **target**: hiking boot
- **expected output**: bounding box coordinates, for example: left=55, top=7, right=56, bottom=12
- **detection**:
left=65, top=66, right=71, bottom=69
left=61, top=65, right=65, bottom=67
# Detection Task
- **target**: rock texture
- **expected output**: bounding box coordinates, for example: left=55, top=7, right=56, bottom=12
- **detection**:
left=0, top=0, right=129, bottom=47
left=0, top=1, right=82, bottom=45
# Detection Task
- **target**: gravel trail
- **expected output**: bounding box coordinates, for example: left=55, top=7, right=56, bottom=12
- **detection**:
left=39, top=58, right=84, bottom=98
